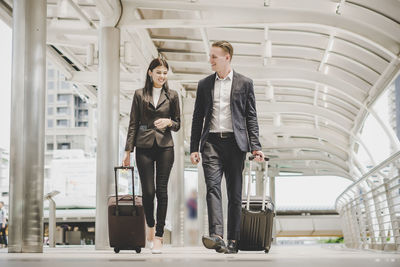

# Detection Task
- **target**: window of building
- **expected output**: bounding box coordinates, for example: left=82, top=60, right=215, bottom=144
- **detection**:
left=47, top=69, right=55, bottom=79
left=48, top=120, right=53, bottom=128
left=77, top=121, right=88, bottom=127
left=57, top=119, right=69, bottom=127
left=47, top=143, right=54, bottom=150
left=57, top=94, right=70, bottom=104
left=57, top=143, right=70, bottom=150
left=77, top=109, right=89, bottom=120
left=61, top=81, right=70, bottom=90
left=48, top=94, right=54, bottom=103
left=48, top=107, right=53, bottom=115
left=47, top=81, right=55, bottom=90
left=57, top=107, right=69, bottom=115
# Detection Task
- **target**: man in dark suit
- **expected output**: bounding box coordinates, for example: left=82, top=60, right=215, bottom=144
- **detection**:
left=190, top=41, right=264, bottom=254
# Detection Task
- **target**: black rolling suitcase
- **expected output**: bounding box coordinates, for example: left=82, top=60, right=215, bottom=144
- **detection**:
left=108, top=166, right=145, bottom=253
left=238, top=156, right=275, bottom=253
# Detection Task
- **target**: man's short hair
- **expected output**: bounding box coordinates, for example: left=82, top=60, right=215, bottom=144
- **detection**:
left=0, top=201, right=3, bottom=205
left=212, top=40, right=233, bottom=61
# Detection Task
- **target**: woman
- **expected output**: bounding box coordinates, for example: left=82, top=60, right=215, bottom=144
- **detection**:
left=122, top=57, right=180, bottom=254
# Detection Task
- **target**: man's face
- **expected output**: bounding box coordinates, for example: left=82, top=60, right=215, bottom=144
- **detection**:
left=209, top=46, right=230, bottom=72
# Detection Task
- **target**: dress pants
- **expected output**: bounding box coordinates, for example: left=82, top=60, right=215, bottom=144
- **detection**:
left=136, top=141, right=174, bottom=237
left=201, top=133, right=246, bottom=240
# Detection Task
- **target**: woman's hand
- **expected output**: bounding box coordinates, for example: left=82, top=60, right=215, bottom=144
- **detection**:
left=122, top=151, right=131, bottom=167
left=154, top=118, right=172, bottom=130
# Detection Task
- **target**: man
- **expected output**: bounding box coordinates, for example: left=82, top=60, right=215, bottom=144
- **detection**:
left=190, top=41, right=264, bottom=254
left=0, top=201, right=7, bottom=248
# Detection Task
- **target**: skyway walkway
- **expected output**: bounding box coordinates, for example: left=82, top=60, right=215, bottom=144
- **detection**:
left=1, top=245, right=399, bottom=267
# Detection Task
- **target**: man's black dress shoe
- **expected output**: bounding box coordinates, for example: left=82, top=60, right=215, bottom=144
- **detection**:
left=225, top=240, right=239, bottom=254
left=202, top=235, right=228, bottom=253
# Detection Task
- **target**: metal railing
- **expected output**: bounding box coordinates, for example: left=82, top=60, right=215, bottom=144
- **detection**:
left=335, top=151, right=400, bottom=252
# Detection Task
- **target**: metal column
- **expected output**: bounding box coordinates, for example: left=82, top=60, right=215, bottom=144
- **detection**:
left=95, top=27, right=120, bottom=250
left=269, top=175, right=276, bottom=244
left=8, top=0, right=46, bottom=253
left=48, top=198, right=56, bottom=248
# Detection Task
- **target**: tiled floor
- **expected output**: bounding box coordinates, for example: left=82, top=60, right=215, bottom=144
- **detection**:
left=1, top=245, right=399, bottom=267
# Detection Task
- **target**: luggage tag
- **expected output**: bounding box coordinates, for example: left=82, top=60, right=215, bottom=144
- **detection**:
left=139, top=125, right=148, bottom=130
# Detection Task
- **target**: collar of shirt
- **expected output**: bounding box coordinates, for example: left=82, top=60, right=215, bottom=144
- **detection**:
left=215, top=70, right=233, bottom=81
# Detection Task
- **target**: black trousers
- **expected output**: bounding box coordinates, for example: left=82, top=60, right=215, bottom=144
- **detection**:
left=136, top=142, right=174, bottom=238
left=201, top=134, right=246, bottom=240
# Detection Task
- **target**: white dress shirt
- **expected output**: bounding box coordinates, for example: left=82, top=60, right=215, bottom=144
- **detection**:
left=152, top=87, right=162, bottom=107
left=210, top=70, right=233, bottom=133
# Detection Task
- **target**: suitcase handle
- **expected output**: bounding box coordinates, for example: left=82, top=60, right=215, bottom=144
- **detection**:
left=114, top=166, right=135, bottom=216
left=247, top=156, right=270, bottom=211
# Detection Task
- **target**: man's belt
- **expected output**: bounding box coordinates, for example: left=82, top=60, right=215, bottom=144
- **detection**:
left=209, top=132, right=234, bottom=139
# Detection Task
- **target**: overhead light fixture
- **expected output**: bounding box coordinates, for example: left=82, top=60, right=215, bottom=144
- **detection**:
left=264, top=0, right=270, bottom=7
left=278, top=172, right=303, bottom=176
left=323, top=65, right=329, bottom=74
left=265, top=84, right=274, bottom=101
left=336, top=0, right=346, bottom=15
left=58, top=0, right=69, bottom=17
left=263, top=26, right=272, bottom=66
left=273, top=113, right=281, bottom=127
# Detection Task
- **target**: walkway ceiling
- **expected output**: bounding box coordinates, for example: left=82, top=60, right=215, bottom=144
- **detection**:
left=1, top=0, right=400, bottom=180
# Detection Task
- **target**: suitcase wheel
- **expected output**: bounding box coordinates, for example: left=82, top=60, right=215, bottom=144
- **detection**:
left=135, top=247, right=141, bottom=253
left=114, top=248, right=120, bottom=253
left=264, top=249, right=269, bottom=253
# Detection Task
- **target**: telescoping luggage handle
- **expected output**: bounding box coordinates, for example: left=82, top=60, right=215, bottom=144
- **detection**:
left=114, top=166, right=135, bottom=216
left=246, top=155, right=270, bottom=211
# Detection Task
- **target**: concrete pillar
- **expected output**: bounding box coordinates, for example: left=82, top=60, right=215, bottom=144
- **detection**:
left=169, top=94, right=185, bottom=246
left=95, top=27, right=120, bottom=250
left=8, top=0, right=46, bottom=253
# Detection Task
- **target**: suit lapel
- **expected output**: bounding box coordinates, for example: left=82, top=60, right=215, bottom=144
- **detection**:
left=230, top=70, right=240, bottom=105
left=155, top=89, right=167, bottom=109
left=209, top=73, right=217, bottom=106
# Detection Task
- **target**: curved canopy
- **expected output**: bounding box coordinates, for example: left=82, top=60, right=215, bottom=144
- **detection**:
left=2, top=0, right=399, bottom=179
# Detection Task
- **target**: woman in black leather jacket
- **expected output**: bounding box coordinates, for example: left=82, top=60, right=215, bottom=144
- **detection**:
left=123, top=57, right=180, bottom=253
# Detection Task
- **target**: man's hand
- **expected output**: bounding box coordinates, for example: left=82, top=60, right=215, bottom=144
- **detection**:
left=190, top=152, right=201, bottom=165
left=154, top=118, right=172, bottom=129
left=252, top=150, right=265, bottom=162
left=122, top=151, right=131, bottom=167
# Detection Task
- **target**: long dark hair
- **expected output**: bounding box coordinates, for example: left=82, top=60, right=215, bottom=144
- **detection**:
left=143, top=57, right=170, bottom=102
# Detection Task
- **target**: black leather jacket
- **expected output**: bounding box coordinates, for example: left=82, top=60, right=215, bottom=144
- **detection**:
left=125, top=88, right=180, bottom=151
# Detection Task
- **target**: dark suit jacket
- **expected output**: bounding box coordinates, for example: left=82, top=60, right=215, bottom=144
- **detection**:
left=125, top=88, right=180, bottom=151
left=190, top=71, right=262, bottom=153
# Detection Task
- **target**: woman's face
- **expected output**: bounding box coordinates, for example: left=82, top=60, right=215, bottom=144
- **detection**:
left=149, top=65, right=168, bottom=88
